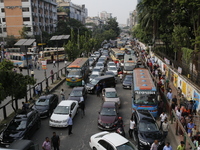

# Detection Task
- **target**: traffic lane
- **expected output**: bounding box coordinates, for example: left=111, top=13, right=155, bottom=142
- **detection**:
left=30, top=80, right=135, bottom=149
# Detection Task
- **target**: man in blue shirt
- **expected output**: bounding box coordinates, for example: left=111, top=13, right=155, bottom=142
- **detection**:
left=187, top=120, right=195, bottom=138
left=67, top=114, right=73, bottom=135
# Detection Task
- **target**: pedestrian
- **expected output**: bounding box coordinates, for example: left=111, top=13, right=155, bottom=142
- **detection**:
left=172, top=95, right=178, bottom=105
left=163, top=142, right=172, bottom=150
left=53, top=60, right=56, bottom=67
left=96, top=84, right=101, bottom=97
left=188, top=100, right=194, bottom=114
left=51, top=132, right=60, bottom=150
left=37, top=83, right=41, bottom=96
left=60, top=89, right=65, bottom=100
left=158, top=99, right=164, bottom=116
left=177, top=87, right=182, bottom=98
left=187, top=120, right=195, bottom=138
left=177, top=141, right=185, bottom=150
left=79, top=97, right=85, bottom=118
left=155, top=69, right=158, bottom=79
left=166, top=90, right=173, bottom=102
left=160, top=111, right=167, bottom=129
left=22, top=101, right=29, bottom=113
left=192, top=125, right=198, bottom=138
left=42, top=137, right=51, bottom=150
left=102, top=81, right=106, bottom=89
left=67, top=114, right=73, bottom=135
left=19, top=67, right=23, bottom=73
left=50, top=70, right=54, bottom=83
left=129, top=118, right=135, bottom=138
left=165, top=78, right=169, bottom=89
left=162, top=119, right=169, bottom=138
left=150, top=140, right=159, bottom=150
left=31, top=69, right=34, bottom=78
left=37, top=61, right=40, bottom=70
left=193, top=100, right=198, bottom=115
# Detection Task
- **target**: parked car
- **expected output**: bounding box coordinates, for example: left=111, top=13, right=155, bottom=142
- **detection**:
left=85, top=75, right=116, bottom=94
left=0, top=110, right=41, bottom=147
left=102, top=88, right=120, bottom=107
left=49, top=100, right=78, bottom=128
left=32, top=94, right=59, bottom=117
left=122, top=75, right=132, bottom=89
left=89, top=71, right=101, bottom=82
left=133, top=110, right=165, bottom=150
left=68, top=86, right=87, bottom=102
left=104, top=71, right=117, bottom=83
left=89, top=131, right=138, bottom=150
left=98, top=101, right=119, bottom=130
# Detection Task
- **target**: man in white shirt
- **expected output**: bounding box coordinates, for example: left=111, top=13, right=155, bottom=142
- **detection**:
left=160, top=112, right=167, bottom=129
left=162, top=119, right=169, bottom=138
left=129, top=118, right=135, bottom=138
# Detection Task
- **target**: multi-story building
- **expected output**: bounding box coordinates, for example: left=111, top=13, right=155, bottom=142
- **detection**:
left=0, top=0, right=57, bottom=38
left=85, top=17, right=101, bottom=26
left=57, top=0, right=87, bottom=24
left=100, top=11, right=112, bottom=23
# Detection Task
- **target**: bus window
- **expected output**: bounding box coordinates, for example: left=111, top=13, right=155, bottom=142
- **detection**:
left=67, top=70, right=81, bottom=78
left=134, top=93, right=157, bottom=105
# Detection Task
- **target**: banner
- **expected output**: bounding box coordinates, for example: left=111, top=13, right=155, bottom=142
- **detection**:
left=173, top=73, right=178, bottom=88
left=41, top=61, right=47, bottom=70
left=186, top=84, right=193, bottom=101
left=182, top=81, right=187, bottom=95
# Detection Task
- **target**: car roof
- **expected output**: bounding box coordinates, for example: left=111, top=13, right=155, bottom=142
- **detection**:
left=125, top=75, right=132, bottom=77
left=102, top=101, right=116, bottom=108
left=72, top=87, right=84, bottom=91
left=39, top=94, right=55, bottom=99
left=105, top=71, right=114, bottom=74
left=58, top=100, right=77, bottom=106
left=104, top=88, right=116, bottom=92
left=103, top=132, right=128, bottom=146
left=94, top=75, right=114, bottom=80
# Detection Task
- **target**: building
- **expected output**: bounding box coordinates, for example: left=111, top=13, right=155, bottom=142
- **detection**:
left=57, top=0, right=87, bottom=24
left=0, top=0, right=57, bottom=38
left=85, top=17, right=101, bottom=26
left=100, top=11, right=112, bottom=23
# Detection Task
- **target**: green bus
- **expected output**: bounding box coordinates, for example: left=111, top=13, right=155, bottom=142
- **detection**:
left=66, top=58, right=89, bottom=86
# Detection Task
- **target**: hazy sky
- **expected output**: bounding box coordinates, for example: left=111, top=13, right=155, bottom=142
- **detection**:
left=71, top=0, right=138, bottom=24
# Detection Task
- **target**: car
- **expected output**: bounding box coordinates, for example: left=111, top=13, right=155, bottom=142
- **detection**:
left=86, top=75, right=116, bottom=94
left=94, top=51, right=100, bottom=58
left=89, top=57, right=96, bottom=71
left=32, top=94, right=59, bottom=117
left=49, top=100, right=78, bottom=128
left=133, top=110, right=165, bottom=150
left=68, top=86, right=87, bottom=102
left=107, top=66, right=118, bottom=76
left=107, top=61, right=116, bottom=68
left=98, top=101, right=119, bottom=130
left=92, top=67, right=103, bottom=75
left=123, top=61, right=136, bottom=74
left=102, top=88, right=120, bottom=107
left=89, top=71, right=101, bottom=82
left=95, top=62, right=105, bottom=72
left=98, top=56, right=107, bottom=65
left=122, top=75, right=132, bottom=89
left=104, top=71, right=117, bottom=83
left=0, top=110, right=41, bottom=147
left=89, top=131, right=138, bottom=150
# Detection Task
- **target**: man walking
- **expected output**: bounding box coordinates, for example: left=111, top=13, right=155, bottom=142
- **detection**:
left=96, top=84, right=101, bottom=97
left=53, top=60, right=56, bottom=68
left=68, top=114, right=73, bottom=135
left=160, top=111, right=167, bottom=129
left=51, top=132, right=60, bottom=150
left=150, top=140, right=159, bottom=150
left=79, top=97, right=85, bottom=118
left=162, top=119, right=169, bottom=138
left=60, top=89, right=65, bottom=100
left=129, top=118, right=135, bottom=138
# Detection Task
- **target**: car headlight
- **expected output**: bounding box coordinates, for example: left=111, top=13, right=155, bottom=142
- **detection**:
left=0, top=132, right=3, bottom=141
left=62, top=120, right=68, bottom=123
left=98, top=119, right=103, bottom=125
left=89, top=87, right=94, bottom=90
left=139, top=139, right=149, bottom=145
left=43, top=110, right=48, bottom=113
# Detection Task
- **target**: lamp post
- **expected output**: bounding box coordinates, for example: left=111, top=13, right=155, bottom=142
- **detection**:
left=38, top=26, right=44, bottom=51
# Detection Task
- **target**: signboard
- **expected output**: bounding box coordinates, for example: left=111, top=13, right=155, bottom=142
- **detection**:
left=38, top=43, right=46, bottom=46
left=135, top=91, right=156, bottom=94
left=178, top=67, right=182, bottom=74
left=41, top=61, right=47, bottom=70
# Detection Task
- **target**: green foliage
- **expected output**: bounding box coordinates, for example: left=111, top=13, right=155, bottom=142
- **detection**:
left=19, top=26, right=29, bottom=39
left=181, top=47, right=193, bottom=64
left=0, top=60, right=14, bottom=71
left=64, top=40, right=79, bottom=61
left=5, top=35, right=18, bottom=48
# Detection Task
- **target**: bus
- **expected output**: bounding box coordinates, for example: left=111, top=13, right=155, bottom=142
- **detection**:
left=132, top=68, right=158, bottom=117
left=39, top=47, right=66, bottom=63
left=110, top=48, right=125, bottom=64
left=66, top=58, right=90, bottom=86
left=5, top=51, right=33, bottom=68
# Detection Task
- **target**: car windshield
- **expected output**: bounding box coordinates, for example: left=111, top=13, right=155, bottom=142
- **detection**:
left=7, top=119, right=27, bottom=131
left=109, top=67, right=117, bottom=71
left=93, top=68, right=100, bottom=72
left=105, top=92, right=118, bottom=98
left=67, top=70, right=81, bottom=78
left=124, top=76, right=132, bottom=81
left=125, top=62, right=134, bottom=66
left=134, top=93, right=157, bottom=105
left=90, top=78, right=99, bottom=85
left=96, top=63, right=103, bottom=67
left=100, top=107, right=117, bottom=116
left=139, top=121, right=159, bottom=132
left=35, top=98, right=49, bottom=106
left=116, top=141, right=137, bottom=150
left=70, top=90, right=82, bottom=97
left=54, top=106, right=69, bottom=114
left=105, top=72, right=114, bottom=76
left=90, top=74, right=99, bottom=78
left=99, top=58, right=105, bottom=62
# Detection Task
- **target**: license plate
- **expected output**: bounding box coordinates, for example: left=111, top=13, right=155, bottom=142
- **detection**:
left=105, top=126, right=109, bottom=128
left=127, top=86, right=130, bottom=88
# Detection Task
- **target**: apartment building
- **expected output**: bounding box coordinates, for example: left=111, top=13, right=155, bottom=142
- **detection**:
left=0, top=0, right=57, bottom=38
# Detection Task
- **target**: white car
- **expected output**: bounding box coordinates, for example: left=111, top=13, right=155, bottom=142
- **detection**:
left=107, top=61, right=116, bottom=68
left=95, top=62, right=105, bottom=72
left=107, top=66, right=118, bottom=76
left=49, top=100, right=78, bottom=128
left=89, top=71, right=101, bottom=82
left=89, top=131, right=138, bottom=150
left=102, top=88, right=120, bottom=107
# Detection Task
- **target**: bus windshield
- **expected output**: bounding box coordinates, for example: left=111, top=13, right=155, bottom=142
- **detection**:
left=134, top=92, right=157, bottom=105
left=67, top=70, right=81, bottom=78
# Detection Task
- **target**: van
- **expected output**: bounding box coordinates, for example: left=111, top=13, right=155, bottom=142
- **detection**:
left=85, top=75, right=116, bottom=94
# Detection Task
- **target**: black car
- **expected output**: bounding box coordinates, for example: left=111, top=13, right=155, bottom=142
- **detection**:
left=0, top=110, right=41, bottom=147
left=133, top=110, right=165, bottom=150
left=68, top=86, right=87, bottom=102
left=104, top=71, right=117, bottom=83
left=86, top=75, right=116, bottom=94
left=32, top=94, right=59, bottom=117
left=122, top=75, right=132, bottom=89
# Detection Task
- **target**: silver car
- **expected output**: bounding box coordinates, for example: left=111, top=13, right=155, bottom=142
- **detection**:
left=102, top=88, right=120, bottom=107
left=107, top=66, right=118, bottom=76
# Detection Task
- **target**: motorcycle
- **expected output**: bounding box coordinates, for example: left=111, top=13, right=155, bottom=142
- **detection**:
left=116, top=126, right=125, bottom=137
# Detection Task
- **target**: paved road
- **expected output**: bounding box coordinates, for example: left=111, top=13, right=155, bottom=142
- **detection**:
left=0, top=62, right=66, bottom=121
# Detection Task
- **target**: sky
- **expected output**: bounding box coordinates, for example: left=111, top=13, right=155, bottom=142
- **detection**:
left=71, top=0, right=138, bottom=24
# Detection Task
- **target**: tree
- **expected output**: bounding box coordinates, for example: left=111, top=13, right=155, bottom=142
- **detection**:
left=5, top=35, right=17, bottom=48
left=19, top=26, right=29, bottom=39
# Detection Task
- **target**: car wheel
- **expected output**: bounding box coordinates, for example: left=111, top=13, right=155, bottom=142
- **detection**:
left=93, top=147, right=97, bottom=150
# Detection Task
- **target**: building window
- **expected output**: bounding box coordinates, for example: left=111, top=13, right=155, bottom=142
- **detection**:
left=26, top=27, right=31, bottom=31
left=21, top=0, right=28, bottom=2
left=1, top=8, right=4, bottom=12
left=2, top=18, right=6, bottom=22
left=3, top=27, right=6, bottom=32
left=23, top=17, right=30, bottom=21
left=22, top=7, right=29, bottom=12
left=0, top=0, right=4, bottom=3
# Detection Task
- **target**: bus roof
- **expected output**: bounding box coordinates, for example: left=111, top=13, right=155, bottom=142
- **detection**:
left=133, top=68, right=156, bottom=91
left=67, top=58, right=88, bottom=68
